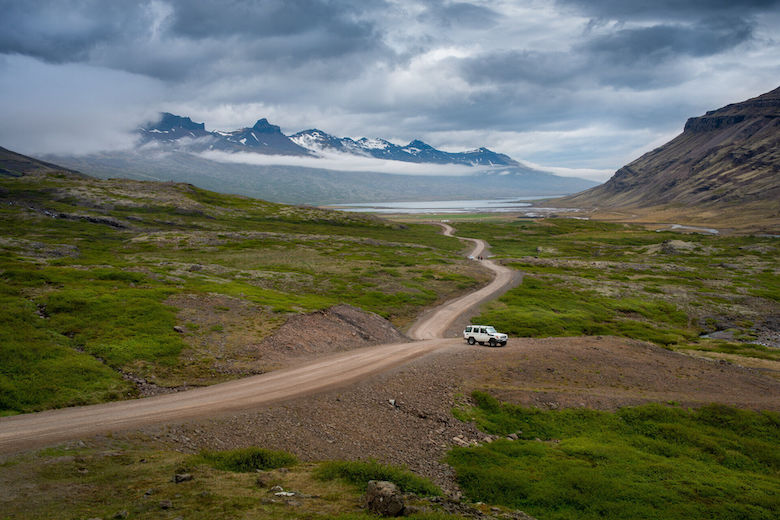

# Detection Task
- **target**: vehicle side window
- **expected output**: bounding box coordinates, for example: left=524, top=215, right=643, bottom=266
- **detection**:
left=480, top=328, right=486, bottom=333
left=465, top=326, right=472, bottom=332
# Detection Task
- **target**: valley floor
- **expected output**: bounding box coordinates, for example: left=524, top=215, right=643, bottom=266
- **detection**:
left=129, top=335, right=780, bottom=492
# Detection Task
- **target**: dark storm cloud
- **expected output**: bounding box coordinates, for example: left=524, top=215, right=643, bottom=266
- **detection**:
left=0, top=0, right=778, bottom=174
left=586, top=19, right=755, bottom=63
left=459, top=50, right=583, bottom=86
left=168, top=0, right=376, bottom=38
left=0, top=0, right=390, bottom=81
left=0, top=0, right=127, bottom=63
left=418, top=1, right=501, bottom=29
left=457, top=4, right=761, bottom=95
left=557, top=0, right=780, bottom=20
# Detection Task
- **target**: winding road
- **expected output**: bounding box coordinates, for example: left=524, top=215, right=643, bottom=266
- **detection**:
left=0, top=224, right=516, bottom=454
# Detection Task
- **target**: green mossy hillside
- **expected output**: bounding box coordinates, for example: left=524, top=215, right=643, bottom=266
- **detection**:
left=0, top=171, right=484, bottom=415
left=456, top=219, right=778, bottom=355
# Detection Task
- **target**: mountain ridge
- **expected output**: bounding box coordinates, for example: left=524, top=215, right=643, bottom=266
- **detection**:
left=141, top=112, right=521, bottom=167
left=553, top=85, right=779, bottom=229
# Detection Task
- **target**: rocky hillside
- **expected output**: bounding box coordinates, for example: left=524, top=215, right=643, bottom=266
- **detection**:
left=557, top=87, right=780, bottom=215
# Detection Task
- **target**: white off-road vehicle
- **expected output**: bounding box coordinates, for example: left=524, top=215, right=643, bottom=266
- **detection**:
left=463, top=325, right=508, bottom=347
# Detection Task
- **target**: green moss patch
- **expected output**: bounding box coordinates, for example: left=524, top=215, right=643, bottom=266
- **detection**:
left=449, top=391, right=780, bottom=520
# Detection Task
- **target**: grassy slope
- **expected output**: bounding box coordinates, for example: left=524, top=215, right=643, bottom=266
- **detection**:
left=0, top=442, right=465, bottom=520
left=0, top=170, right=484, bottom=415
left=449, top=392, right=779, bottom=520
left=454, top=218, right=779, bottom=358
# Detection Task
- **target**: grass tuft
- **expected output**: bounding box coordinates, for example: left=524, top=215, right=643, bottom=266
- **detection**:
left=192, top=447, right=297, bottom=472
left=314, top=459, right=442, bottom=496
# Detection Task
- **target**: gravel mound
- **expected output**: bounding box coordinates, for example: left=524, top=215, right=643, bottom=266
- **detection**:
left=259, top=304, right=409, bottom=365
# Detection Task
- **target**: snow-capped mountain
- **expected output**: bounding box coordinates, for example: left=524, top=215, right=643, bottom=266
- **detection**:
left=139, top=113, right=313, bottom=156
left=140, top=113, right=519, bottom=167
left=142, top=113, right=211, bottom=141
left=290, top=129, right=519, bottom=166
left=48, top=112, right=601, bottom=205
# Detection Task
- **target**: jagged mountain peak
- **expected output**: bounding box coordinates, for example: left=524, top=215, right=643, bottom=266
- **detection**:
left=139, top=112, right=522, bottom=166
left=146, top=113, right=206, bottom=132
left=404, top=139, right=433, bottom=149
left=251, top=118, right=282, bottom=134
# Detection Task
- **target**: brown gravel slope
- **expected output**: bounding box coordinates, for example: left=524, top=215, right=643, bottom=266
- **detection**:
left=144, top=336, right=780, bottom=492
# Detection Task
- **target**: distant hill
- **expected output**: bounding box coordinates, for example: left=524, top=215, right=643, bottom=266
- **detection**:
left=49, top=149, right=598, bottom=205
left=0, top=146, right=83, bottom=178
left=556, top=87, right=780, bottom=228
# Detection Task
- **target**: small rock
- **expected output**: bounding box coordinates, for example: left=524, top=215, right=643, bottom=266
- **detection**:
left=275, top=491, right=296, bottom=497
left=270, top=485, right=284, bottom=493
left=364, top=480, right=405, bottom=517
left=159, top=500, right=173, bottom=510
left=507, top=433, right=519, bottom=441
left=173, top=473, right=193, bottom=483
left=173, top=325, right=185, bottom=333
left=112, top=511, right=128, bottom=519
left=286, top=499, right=303, bottom=507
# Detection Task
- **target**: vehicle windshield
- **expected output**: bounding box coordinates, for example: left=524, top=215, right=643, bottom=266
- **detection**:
left=485, top=327, right=497, bottom=333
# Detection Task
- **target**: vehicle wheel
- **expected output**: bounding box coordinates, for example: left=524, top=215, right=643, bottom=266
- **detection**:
left=467, top=337, right=476, bottom=345
left=489, top=338, right=497, bottom=347
left=499, top=341, right=507, bottom=347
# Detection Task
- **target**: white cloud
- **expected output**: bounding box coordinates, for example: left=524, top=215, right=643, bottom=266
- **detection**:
left=198, top=149, right=497, bottom=176
left=0, top=55, right=163, bottom=155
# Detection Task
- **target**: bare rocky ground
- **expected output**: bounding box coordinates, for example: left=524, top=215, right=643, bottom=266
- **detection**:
left=134, top=335, right=780, bottom=494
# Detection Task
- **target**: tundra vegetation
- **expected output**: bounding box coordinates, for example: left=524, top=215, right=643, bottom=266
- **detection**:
left=3, top=168, right=779, bottom=519
left=0, top=442, right=462, bottom=520
left=0, top=170, right=485, bottom=415
left=449, top=391, right=779, bottom=520
left=452, top=218, right=778, bottom=364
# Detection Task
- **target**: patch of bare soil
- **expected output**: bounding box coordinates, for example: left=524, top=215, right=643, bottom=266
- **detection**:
left=139, top=336, right=780, bottom=493
left=258, top=304, right=410, bottom=366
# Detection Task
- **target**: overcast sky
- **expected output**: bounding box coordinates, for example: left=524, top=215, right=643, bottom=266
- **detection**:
left=1, top=0, right=778, bottom=181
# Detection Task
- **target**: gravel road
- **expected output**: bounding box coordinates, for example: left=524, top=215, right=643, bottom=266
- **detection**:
left=0, top=225, right=509, bottom=454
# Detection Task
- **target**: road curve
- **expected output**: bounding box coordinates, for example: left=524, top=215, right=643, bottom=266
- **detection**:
left=0, top=223, right=514, bottom=454
left=407, top=224, right=515, bottom=340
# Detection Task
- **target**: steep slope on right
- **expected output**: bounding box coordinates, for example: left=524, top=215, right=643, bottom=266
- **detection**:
left=554, top=86, right=780, bottom=232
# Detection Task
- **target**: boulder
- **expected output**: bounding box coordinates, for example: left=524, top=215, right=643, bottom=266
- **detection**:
left=173, top=473, right=192, bottom=483
left=364, top=480, right=405, bottom=517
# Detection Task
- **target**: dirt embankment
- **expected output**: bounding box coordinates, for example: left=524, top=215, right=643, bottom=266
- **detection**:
left=258, top=304, right=410, bottom=365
